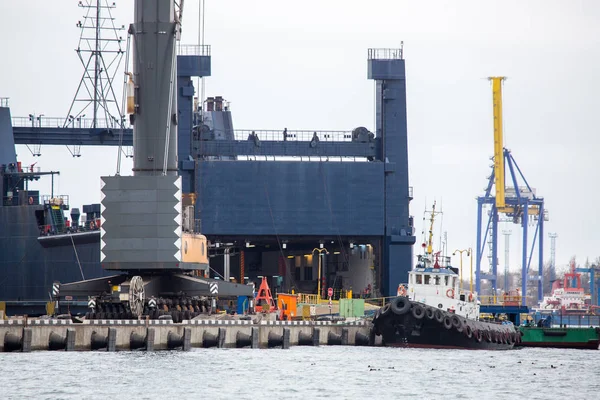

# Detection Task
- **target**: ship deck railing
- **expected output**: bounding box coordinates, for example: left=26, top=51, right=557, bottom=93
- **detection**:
left=233, top=129, right=355, bottom=142
left=479, top=295, right=524, bottom=306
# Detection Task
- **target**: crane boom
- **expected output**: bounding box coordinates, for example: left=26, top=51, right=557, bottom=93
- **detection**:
left=490, top=76, right=506, bottom=209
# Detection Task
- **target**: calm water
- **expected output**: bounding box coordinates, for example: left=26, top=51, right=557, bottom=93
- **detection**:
left=0, top=347, right=598, bottom=399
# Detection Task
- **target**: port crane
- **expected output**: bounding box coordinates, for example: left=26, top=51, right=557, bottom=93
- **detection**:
left=52, top=0, right=252, bottom=321
left=476, top=77, right=548, bottom=306
left=574, top=264, right=600, bottom=307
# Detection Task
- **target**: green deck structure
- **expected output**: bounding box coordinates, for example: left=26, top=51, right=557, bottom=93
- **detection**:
left=517, top=326, right=600, bottom=349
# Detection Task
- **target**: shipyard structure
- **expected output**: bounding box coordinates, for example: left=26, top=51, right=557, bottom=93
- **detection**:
left=0, top=0, right=415, bottom=316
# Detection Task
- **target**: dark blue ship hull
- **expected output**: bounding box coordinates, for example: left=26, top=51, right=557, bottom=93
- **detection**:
left=0, top=205, right=106, bottom=315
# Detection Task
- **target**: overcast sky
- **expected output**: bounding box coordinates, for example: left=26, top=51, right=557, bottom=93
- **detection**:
left=1, top=0, right=599, bottom=277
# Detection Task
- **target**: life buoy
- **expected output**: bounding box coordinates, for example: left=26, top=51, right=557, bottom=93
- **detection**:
left=397, top=284, right=407, bottom=297
left=446, top=288, right=455, bottom=299
left=89, top=220, right=96, bottom=230
left=468, top=292, right=474, bottom=302
left=28, top=196, right=33, bottom=205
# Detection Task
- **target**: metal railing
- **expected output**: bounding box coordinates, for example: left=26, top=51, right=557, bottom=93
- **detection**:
left=0, top=97, right=9, bottom=107
left=41, top=194, right=69, bottom=208
left=368, top=48, right=403, bottom=60
left=178, top=44, right=211, bottom=56
left=12, top=116, right=126, bottom=129
left=234, top=129, right=354, bottom=142
left=297, top=293, right=319, bottom=305
left=479, top=295, right=524, bottom=306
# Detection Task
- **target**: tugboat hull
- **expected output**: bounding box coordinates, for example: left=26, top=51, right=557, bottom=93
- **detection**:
left=373, top=297, right=519, bottom=350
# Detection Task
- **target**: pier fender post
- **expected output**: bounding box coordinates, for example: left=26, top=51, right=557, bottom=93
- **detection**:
left=282, top=328, right=290, bottom=349
left=49, top=331, right=67, bottom=351
left=341, top=328, right=349, bottom=345
left=91, top=331, right=108, bottom=351
left=183, top=327, right=192, bottom=351
left=327, top=330, right=342, bottom=346
left=298, top=330, right=313, bottom=346
left=167, top=331, right=183, bottom=350
left=4, top=332, right=22, bottom=352
left=22, top=328, right=32, bottom=353
left=130, top=331, right=147, bottom=350
left=312, top=328, right=320, bottom=346
left=369, top=327, right=376, bottom=345
left=251, top=327, right=259, bottom=349
left=355, top=330, right=370, bottom=346
left=218, top=327, right=226, bottom=349
left=146, top=328, right=155, bottom=352
left=202, top=330, right=218, bottom=348
left=66, top=328, right=76, bottom=351
left=107, top=328, right=117, bottom=352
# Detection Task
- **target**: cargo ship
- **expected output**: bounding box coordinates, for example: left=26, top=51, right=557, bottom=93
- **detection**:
left=371, top=204, right=520, bottom=349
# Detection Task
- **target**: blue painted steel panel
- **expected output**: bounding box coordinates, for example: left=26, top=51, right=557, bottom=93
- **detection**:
left=196, top=161, right=384, bottom=236
left=0, top=206, right=106, bottom=302
left=0, top=107, right=17, bottom=165
left=177, top=55, right=211, bottom=78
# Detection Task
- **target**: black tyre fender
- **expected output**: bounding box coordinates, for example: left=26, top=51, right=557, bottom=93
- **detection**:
left=451, top=315, right=464, bottom=333
left=411, top=304, right=425, bottom=320
left=434, top=309, right=444, bottom=323
left=391, top=297, right=411, bottom=315
left=381, top=302, right=392, bottom=316
left=464, top=324, right=473, bottom=339
left=485, top=330, right=492, bottom=342
left=443, top=316, right=453, bottom=330
left=425, top=307, right=435, bottom=320
left=474, top=328, right=482, bottom=342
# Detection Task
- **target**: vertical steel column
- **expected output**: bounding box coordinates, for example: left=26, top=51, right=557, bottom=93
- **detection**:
left=491, top=205, right=498, bottom=294
left=521, top=200, right=529, bottom=306
left=224, top=247, right=230, bottom=281
left=240, top=250, right=245, bottom=284
left=475, top=198, right=483, bottom=294
left=538, top=203, right=544, bottom=303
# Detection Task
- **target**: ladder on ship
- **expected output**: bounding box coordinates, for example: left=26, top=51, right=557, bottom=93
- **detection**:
left=49, top=206, right=65, bottom=233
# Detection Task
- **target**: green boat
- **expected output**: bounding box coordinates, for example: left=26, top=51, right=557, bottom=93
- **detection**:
left=517, top=325, right=600, bottom=349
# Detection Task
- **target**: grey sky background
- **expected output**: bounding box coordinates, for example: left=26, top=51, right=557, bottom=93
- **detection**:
left=1, top=0, right=598, bottom=277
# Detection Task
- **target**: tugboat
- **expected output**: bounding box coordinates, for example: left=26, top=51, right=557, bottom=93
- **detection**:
left=372, top=203, right=520, bottom=349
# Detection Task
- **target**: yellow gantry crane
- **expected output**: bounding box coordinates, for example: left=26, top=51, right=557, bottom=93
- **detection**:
left=475, top=76, right=548, bottom=306
left=490, top=76, right=507, bottom=211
